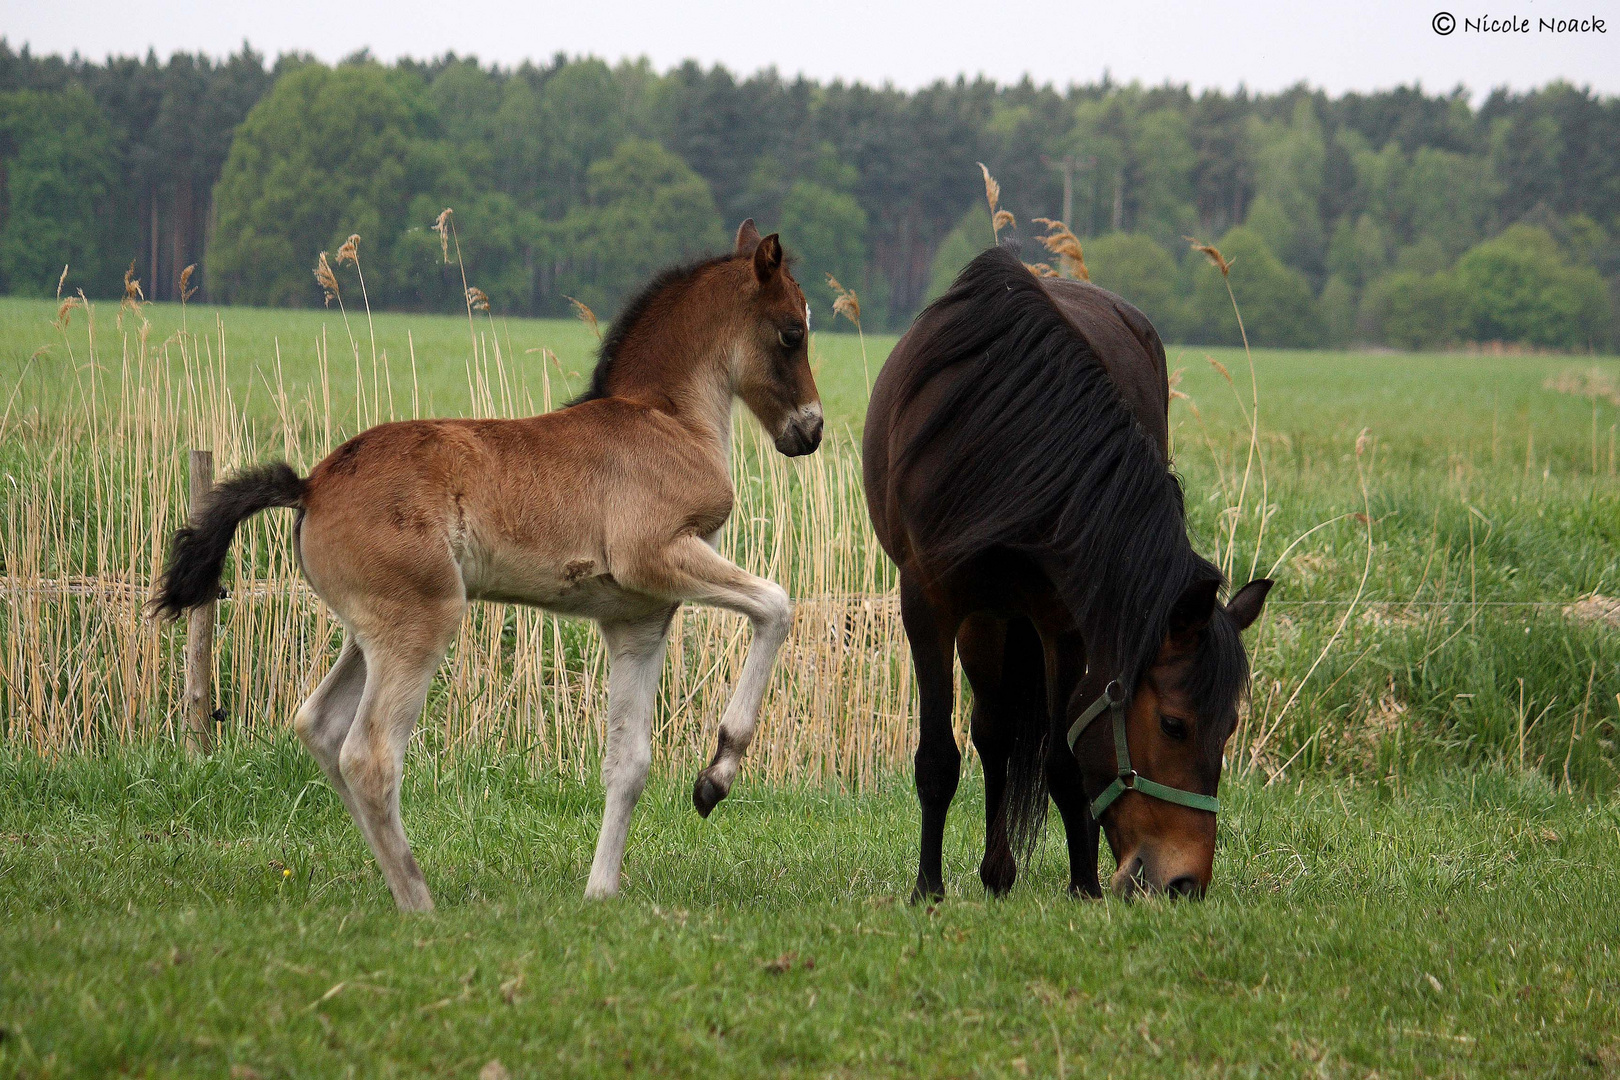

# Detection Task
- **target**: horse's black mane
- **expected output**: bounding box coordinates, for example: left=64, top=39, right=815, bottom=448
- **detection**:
left=896, top=244, right=1249, bottom=754
left=569, top=253, right=735, bottom=405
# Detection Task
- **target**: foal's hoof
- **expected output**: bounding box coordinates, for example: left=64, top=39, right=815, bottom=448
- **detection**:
left=692, top=773, right=727, bottom=818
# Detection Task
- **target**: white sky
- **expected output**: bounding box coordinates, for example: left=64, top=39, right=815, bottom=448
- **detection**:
left=3, top=0, right=1617, bottom=97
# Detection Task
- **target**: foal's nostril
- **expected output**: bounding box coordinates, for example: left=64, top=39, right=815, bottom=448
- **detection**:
left=1165, top=875, right=1203, bottom=899
left=805, top=414, right=824, bottom=447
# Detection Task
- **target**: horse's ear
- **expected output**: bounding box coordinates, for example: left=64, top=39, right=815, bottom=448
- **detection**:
left=1168, top=579, right=1219, bottom=641
left=735, top=219, right=762, bottom=255
left=1225, top=578, right=1274, bottom=632
left=753, top=232, right=783, bottom=283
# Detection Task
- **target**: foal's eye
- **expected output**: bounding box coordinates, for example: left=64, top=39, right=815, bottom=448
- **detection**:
left=1159, top=715, right=1190, bottom=741
left=778, top=326, right=805, bottom=349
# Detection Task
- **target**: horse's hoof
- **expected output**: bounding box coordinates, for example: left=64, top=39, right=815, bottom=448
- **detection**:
left=979, top=860, right=1016, bottom=897
left=693, top=773, right=725, bottom=818
left=910, top=881, right=945, bottom=905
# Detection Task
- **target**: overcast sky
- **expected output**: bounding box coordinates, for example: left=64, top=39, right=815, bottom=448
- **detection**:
left=3, top=0, right=1616, bottom=97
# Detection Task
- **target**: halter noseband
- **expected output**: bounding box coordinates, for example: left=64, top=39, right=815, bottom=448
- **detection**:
left=1065, top=679, right=1220, bottom=819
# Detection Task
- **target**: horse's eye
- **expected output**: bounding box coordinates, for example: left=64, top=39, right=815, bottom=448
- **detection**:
left=1159, top=715, right=1190, bottom=741
left=778, top=326, right=804, bottom=349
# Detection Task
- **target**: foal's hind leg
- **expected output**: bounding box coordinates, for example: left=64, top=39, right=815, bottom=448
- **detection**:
left=338, top=605, right=462, bottom=912
left=293, top=635, right=368, bottom=820
left=585, top=607, right=676, bottom=899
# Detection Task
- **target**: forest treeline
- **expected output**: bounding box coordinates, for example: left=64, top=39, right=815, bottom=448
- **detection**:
left=1, top=41, right=1616, bottom=349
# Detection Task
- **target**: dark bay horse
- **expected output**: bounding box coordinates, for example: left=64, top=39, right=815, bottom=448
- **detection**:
left=153, top=222, right=822, bottom=910
left=864, top=244, right=1271, bottom=900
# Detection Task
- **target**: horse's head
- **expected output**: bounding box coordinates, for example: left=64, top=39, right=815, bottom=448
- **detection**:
left=1072, top=578, right=1272, bottom=899
left=727, top=219, right=822, bottom=457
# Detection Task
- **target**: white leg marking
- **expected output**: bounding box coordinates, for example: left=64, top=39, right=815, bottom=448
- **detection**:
left=585, top=608, right=676, bottom=899
left=337, top=630, right=455, bottom=913
left=641, top=538, right=792, bottom=813
left=293, top=635, right=368, bottom=821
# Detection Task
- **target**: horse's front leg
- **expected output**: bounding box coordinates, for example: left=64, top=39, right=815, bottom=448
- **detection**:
left=620, top=535, right=794, bottom=817
left=901, top=569, right=961, bottom=902
left=1047, top=737, right=1103, bottom=898
left=585, top=606, right=677, bottom=899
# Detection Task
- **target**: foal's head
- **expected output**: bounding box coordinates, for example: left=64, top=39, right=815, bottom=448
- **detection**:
left=723, top=220, right=823, bottom=456
left=1073, top=578, right=1272, bottom=899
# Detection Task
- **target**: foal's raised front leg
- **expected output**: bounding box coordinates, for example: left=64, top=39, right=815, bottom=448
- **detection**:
left=585, top=607, right=676, bottom=899
left=624, top=535, right=793, bottom=817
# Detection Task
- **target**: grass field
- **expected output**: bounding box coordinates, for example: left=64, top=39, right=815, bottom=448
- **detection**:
left=1, top=740, right=1617, bottom=1078
left=1, top=292, right=1619, bottom=1076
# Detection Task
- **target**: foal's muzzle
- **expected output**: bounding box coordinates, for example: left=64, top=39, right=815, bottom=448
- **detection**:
left=774, top=405, right=824, bottom=457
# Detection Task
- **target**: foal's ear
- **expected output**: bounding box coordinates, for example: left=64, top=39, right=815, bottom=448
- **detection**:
left=735, top=218, right=763, bottom=255
left=753, top=232, right=783, bottom=282
left=1225, top=578, right=1274, bottom=633
left=1168, top=579, right=1220, bottom=641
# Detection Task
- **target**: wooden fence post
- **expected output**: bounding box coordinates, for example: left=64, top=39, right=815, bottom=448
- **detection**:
left=184, top=449, right=216, bottom=752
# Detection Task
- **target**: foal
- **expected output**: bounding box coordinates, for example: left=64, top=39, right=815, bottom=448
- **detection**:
left=152, top=222, right=823, bottom=911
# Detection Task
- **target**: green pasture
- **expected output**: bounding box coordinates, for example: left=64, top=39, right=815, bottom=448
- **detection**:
left=0, top=741, right=1616, bottom=1078
left=2, top=296, right=1620, bottom=1076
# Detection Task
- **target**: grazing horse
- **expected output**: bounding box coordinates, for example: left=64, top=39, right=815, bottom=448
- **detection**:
left=152, top=222, right=823, bottom=911
left=863, top=244, right=1271, bottom=901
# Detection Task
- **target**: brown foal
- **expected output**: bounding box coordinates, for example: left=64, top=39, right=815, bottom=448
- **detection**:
left=152, top=221, right=823, bottom=910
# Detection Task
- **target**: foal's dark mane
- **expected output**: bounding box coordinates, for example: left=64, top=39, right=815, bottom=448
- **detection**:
left=570, top=253, right=735, bottom=405
left=897, top=245, right=1249, bottom=753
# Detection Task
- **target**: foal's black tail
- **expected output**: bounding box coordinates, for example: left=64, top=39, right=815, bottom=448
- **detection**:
left=148, top=462, right=306, bottom=621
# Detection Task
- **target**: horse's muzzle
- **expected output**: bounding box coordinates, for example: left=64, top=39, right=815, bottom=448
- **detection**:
left=775, top=406, right=824, bottom=457
left=1111, top=852, right=1209, bottom=901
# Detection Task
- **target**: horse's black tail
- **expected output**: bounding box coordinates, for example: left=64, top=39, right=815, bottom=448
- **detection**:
left=999, top=617, right=1051, bottom=865
left=148, top=462, right=306, bottom=621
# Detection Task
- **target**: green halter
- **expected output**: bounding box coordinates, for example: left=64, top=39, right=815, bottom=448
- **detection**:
left=1065, top=680, right=1221, bottom=819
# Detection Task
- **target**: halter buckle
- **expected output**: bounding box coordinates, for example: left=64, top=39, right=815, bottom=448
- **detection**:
left=1071, top=675, right=1220, bottom=819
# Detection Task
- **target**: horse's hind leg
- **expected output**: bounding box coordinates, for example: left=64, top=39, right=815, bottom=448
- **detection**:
left=901, top=569, right=960, bottom=902
left=338, top=605, right=461, bottom=913
left=293, top=634, right=368, bottom=821
left=959, top=616, right=1016, bottom=896
left=585, top=607, right=676, bottom=899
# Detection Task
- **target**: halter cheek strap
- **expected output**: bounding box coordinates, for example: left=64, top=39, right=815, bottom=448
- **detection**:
left=1065, top=680, right=1221, bottom=819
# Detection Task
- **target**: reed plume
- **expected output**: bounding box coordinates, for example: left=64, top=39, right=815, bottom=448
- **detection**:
left=1032, top=217, right=1089, bottom=280
left=827, top=274, right=870, bottom=395
left=977, top=163, right=1015, bottom=241
left=566, top=296, right=601, bottom=340
left=335, top=234, right=360, bottom=267
left=1187, top=237, right=1234, bottom=276
left=432, top=209, right=453, bottom=264
left=313, top=252, right=341, bottom=307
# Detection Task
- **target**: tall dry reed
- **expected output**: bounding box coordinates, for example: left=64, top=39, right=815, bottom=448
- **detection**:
left=0, top=294, right=950, bottom=789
